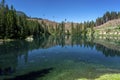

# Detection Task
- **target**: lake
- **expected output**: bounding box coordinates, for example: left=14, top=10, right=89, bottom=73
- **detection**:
left=0, top=36, right=120, bottom=80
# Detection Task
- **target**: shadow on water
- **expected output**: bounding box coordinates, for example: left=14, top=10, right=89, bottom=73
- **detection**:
left=4, top=68, right=53, bottom=80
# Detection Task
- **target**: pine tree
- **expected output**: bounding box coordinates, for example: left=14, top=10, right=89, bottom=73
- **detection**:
left=118, top=12, right=120, bottom=18
left=0, top=0, right=6, bottom=38
left=71, top=22, right=74, bottom=35
left=111, top=12, right=118, bottom=20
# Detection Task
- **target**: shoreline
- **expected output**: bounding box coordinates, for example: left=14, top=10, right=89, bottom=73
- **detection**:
left=0, top=39, right=14, bottom=42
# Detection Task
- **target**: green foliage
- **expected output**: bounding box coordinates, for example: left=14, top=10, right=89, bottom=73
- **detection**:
left=71, top=21, right=95, bottom=36
left=70, top=11, right=120, bottom=36
left=1, top=0, right=119, bottom=39
left=95, top=74, right=120, bottom=80
left=0, top=0, right=50, bottom=39
left=96, top=11, right=120, bottom=26
left=49, top=21, right=65, bottom=36
left=69, top=11, right=120, bottom=36
left=118, top=12, right=120, bottom=18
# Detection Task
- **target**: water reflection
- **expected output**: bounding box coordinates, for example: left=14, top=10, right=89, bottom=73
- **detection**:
left=96, top=43, right=120, bottom=57
left=0, top=36, right=120, bottom=80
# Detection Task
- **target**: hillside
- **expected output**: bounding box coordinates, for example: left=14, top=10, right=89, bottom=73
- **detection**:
left=1, top=0, right=120, bottom=39
left=29, top=18, right=120, bottom=34
left=28, top=18, right=58, bottom=27
left=28, top=18, right=79, bottom=30
left=94, top=19, right=120, bottom=36
left=16, top=11, right=28, bottom=17
left=95, top=19, right=120, bottom=29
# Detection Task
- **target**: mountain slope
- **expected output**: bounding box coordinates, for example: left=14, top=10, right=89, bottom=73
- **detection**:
left=94, top=19, right=120, bottom=36
left=95, top=19, right=120, bottom=30
left=16, top=11, right=28, bottom=17
left=28, top=16, right=120, bottom=35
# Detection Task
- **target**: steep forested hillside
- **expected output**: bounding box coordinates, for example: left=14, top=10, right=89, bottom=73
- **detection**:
left=0, top=0, right=50, bottom=39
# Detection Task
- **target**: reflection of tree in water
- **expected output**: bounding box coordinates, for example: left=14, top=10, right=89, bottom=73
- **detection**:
left=71, top=35, right=95, bottom=49
left=43, top=36, right=120, bottom=57
left=0, top=35, right=120, bottom=76
left=96, top=43, right=120, bottom=57
left=70, top=36, right=120, bottom=57
left=0, top=41, right=20, bottom=75
left=0, top=36, right=50, bottom=75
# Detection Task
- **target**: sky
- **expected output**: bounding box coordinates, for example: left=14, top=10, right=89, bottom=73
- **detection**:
left=3, top=0, right=120, bottom=22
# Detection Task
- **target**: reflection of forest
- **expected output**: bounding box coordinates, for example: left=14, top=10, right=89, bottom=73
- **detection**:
left=0, top=36, right=120, bottom=75
left=96, top=43, right=120, bottom=57
left=93, top=36, right=120, bottom=54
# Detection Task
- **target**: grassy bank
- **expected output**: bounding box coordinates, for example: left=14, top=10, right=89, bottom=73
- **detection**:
left=76, top=74, right=120, bottom=80
left=94, top=25, right=120, bottom=37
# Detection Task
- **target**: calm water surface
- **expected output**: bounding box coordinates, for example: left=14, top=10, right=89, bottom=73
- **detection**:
left=0, top=36, right=120, bottom=80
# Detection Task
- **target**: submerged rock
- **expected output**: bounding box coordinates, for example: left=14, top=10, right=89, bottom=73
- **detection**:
left=25, top=36, right=33, bottom=42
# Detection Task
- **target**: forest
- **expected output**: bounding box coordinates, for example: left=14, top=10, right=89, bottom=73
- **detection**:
left=0, top=0, right=120, bottom=39
left=49, top=11, right=120, bottom=36
left=0, top=0, right=50, bottom=39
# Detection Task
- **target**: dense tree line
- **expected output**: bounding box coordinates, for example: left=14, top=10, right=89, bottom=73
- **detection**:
left=71, top=21, right=95, bottom=36
left=70, top=11, right=120, bottom=36
left=48, top=21, right=65, bottom=36
left=0, top=0, right=49, bottom=39
left=1, top=0, right=120, bottom=39
left=96, top=11, right=120, bottom=26
left=29, top=11, right=120, bottom=37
